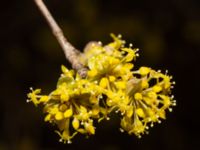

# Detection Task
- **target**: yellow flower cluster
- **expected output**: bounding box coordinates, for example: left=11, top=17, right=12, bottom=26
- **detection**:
left=27, top=34, right=176, bottom=143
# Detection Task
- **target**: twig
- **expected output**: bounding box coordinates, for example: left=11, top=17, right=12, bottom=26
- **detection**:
left=34, top=0, right=87, bottom=77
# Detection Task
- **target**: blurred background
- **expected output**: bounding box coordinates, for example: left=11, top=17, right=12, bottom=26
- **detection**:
left=0, top=0, right=199, bottom=150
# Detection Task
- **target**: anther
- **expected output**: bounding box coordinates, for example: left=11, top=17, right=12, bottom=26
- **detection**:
left=120, top=128, right=124, bottom=132
left=98, top=41, right=102, bottom=45
left=118, top=34, right=122, bottom=38
left=67, top=140, right=72, bottom=144
left=106, top=117, right=110, bottom=120
left=26, top=99, right=31, bottom=103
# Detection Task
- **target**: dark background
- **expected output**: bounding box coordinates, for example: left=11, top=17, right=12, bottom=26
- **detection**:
left=0, top=0, right=199, bottom=150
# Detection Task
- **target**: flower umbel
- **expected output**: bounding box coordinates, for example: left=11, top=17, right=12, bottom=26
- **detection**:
left=27, top=34, right=176, bottom=143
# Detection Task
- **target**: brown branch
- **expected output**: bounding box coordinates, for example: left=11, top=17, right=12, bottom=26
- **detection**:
left=34, top=0, right=87, bottom=77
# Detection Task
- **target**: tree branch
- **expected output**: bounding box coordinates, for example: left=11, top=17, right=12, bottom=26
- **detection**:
left=34, top=0, right=87, bottom=77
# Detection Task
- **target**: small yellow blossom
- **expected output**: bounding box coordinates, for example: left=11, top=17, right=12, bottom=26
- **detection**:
left=72, top=117, right=80, bottom=130
left=126, top=106, right=134, bottom=118
left=121, top=47, right=136, bottom=62
left=99, top=77, right=108, bottom=88
left=109, top=75, right=116, bottom=82
left=64, top=108, right=73, bottom=118
left=27, top=88, right=41, bottom=106
left=115, top=81, right=126, bottom=89
left=87, top=69, right=98, bottom=78
left=44, top=114, right=51, bottom=122
left=139, top=67, right=150, bottom=76
left=136, top=108, right=145, bottom=118
left=60, top=93, right=69, bottom=102
left=55, top=112, right=64, bottom=121
left=153, top=85, right=162, bottom=93
left=134, top=93, right=143, bottom=100
left=141, top=79, right=149, bottom=89
left=84, top=122, right=95, bottom=135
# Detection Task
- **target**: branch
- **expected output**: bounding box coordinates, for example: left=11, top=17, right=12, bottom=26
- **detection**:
left=34, top=0, right=87, bottom=77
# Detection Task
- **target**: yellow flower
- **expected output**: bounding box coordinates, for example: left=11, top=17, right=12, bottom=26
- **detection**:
left=121, top=47, right=137, bottom=62
left=99, top=77, right=109, bottom=88
left=139, top=67, right=150, bottom=76
left=64, top=108, right=73, bottom=118
left=55, top=112, right=64, bottom=121
left=27, top=34, right=175, bottom=143
left=109, top=75, right=116, bottom=82
left=136, top=108, right=145, bottom=118
left=44, top=114, right=51, bottom=122
left=84, top=122, right=95, bottom=135
left=130, top=118, right=146, bottom=137
left=27, top=88, right=41, bottom=106
left=134, top=93, right=143, bottom=100
left=108, top=33, right=124, bottom=50
left=72, top=117, right=80, bottom=130
left=153, top=85, right=162, bottom=93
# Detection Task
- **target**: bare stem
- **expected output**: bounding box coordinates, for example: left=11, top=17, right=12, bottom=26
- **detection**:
left=34, top=0, right=87, bottom=77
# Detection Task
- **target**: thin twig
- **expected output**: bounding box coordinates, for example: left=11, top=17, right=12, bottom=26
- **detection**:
left=34, top=0, right=87, bottom=77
